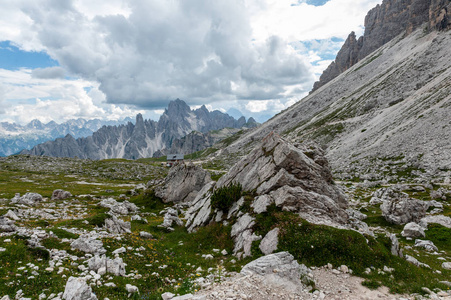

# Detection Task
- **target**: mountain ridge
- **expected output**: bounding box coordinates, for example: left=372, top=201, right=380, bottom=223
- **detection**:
left=0, top=117, right=133, bottom=157
left=312, top=0, right=451, bottom=92
left=21, top=99, right=257, bottom=160
left=208, top=14, right=451, bottom=181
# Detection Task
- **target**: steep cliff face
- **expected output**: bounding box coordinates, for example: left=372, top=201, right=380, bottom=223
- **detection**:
left=312, top=0, right=450, bottom=92
left=22, top=99, right=255, bottom=159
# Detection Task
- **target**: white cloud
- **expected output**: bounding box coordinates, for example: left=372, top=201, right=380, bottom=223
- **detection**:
left=0, top=0, right=382, bottom=123
left=0, top=68, right=143, bottom=124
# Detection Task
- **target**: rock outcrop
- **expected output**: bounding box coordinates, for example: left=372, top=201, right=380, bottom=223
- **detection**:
left=99, top=198, right=139, bottom=215
left=380, top=196, right=429, bottom=225
left=51, top=189, right=72, bottom=200
left=241, top=252, right=312, bottom=293
left=104, top=216, right=131, bottom=234
left=216, top=133, right=347, bottom=224
left=312, top=0, right=451, bottom=92
left=70, top=235, right=106, bottom=254
left=62, top=277, right=98, bottom=300
left=11, top=192, right=43, bottom=206
left=155, top=163, right=212, bottom=203
left=0, top=217, right=17, bottom=232
left=186, top=133, right=348, bottom=257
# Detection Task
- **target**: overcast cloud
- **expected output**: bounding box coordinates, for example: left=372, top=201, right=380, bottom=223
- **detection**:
left=0, top=0, right=381, bottom=124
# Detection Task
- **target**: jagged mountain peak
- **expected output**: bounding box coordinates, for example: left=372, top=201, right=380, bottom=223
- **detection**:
left=312, top=0, right=451, bottom=92
left=211, top=2, right=451, bottom=180
left=21, top=99, right=258, bottom=160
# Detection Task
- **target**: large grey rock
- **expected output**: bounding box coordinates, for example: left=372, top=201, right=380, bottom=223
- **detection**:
left=217, top=133, right=348, bottom=224
left=231, top=213, right=261, bottom=257
left=420, top=215, right=451, bottom=229
left=381, top=197, right=429, bottom=225
left=401, top=222, right=425, bottom=238
left=158, top=208, right=183, bottom=231
left=0, top=217, right=17, bottom=232
left=70, top=235, right=106, bottom=254
left=414, top=239, right=438, bottom=252
left=370, top=186, right=409, bottom=205
left=185, top=182, right=215, bottom=233
left=241, top=252, right=310, bottom=292
left=87, top=254, right=125, bottom=276
left=155, top=163, right=211, bottom=203
left=104, top=216, right=131, bottom=234
left=389, top=233, right=403, bottom=258
left=99, top=198, right=138, bottom=215
left=4, top=210, right=19, bottom=221
left=51, top=189, right=72, bottom=200
left=62, top=277, right=98, bottom=300
left=11, top=192, right=43, bottom=206
left=405, top=255, right=430, bottom=269
left=442, top=262, right=451, bottom=270
left=259, top=228, right=280, bottom=255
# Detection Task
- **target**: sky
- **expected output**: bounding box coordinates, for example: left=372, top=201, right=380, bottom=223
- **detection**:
left=0, top=0, right=381, bottom=125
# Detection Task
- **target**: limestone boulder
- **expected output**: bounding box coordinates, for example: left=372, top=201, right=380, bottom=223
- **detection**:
left=259, top=228, right=280, bottom=255
left=11, top=192, right=43, bottom=206
left=401, top=222, right=425, bottom=238
left=99, top=198, right=138, bottom=215
left=231, top=213, right=261, bottom=257
left=62, top=277, right=98, bottom=300
left=216, top=133, right=347, bottom=224
left=414, top=239, right=438, bottom=252
left=51, top=189, right=72, bottom=200
left=370, top=186, right=409, bottom=205
left=420, top=215, right=451, bottom=229
left=158, top=208, right=183, bottom=231
left=381, top=197, right=429, bottom=225
left=70, top=235, right=106, bottom=254
left=104, top=216, right=131, bottom=234
left=0, top=217, right=17, bottom=232
left=185, top=182, right=215, bottom=233
left=155, top=163, right=212, bottom=203
left=241, top=252, right=311, bottom=292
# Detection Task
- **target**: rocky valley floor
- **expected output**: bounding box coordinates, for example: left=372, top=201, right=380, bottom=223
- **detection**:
left=0, top=155, right=451, bottom=300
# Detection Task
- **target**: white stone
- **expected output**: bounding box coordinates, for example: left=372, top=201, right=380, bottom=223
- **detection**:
left=401, top=222, right=425, bottom=238
left=125, top=284, right=139, bottom=294
left=259, top=228, right=279, bottom=255
left=62, top=277, right=98, bottom=300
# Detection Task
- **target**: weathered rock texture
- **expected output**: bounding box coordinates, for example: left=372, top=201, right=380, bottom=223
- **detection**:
left=155, top=163, right=212, bottom=203
left=11, top=192, right=43, bottom=206
left=312, top=0, right=451, bottom=92
left=104, top=216, right=131, bottom=234
left=380, top=196, right=429, bottom=225
left=217, top=133, right=347, bottom=224
left=241, top=252, right=310, bottom=293
left=51, top=189, right=72, bottom=200
left=62, top=277, right=98, bottom=300
left=70, top=235, right=106, bottom=254
left=186, top=133, right=348, bottom=256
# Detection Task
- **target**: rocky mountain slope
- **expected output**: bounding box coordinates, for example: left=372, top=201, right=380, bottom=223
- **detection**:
left=212, top=8, right=451, bottom=182
left=0, top=118, right=132, bottom=157
left=312, top=0, right=451, bottom=92
left=22, top=99, right=257, bottom=160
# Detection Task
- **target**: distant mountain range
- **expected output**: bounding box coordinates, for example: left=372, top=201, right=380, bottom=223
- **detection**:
left=0, top=117, right=133, bottom=156
left=21, top=99, right=257, bottom=159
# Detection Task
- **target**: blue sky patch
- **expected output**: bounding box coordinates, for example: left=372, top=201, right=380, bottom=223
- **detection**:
left=291, top=0, right=331, bottom=6
left=0, top=41, right=59, bottom=70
